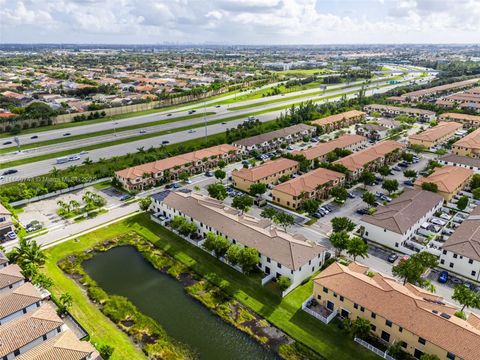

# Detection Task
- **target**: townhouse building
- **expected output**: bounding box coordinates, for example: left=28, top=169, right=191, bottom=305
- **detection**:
left=439, top=113, right=480, bottom=129
left=359, top=189, right=444, bottom=253
left=452, top=128, right=480, bottom=158
left=332, top=140, right=405, bottom=180
left=271, top=168, right=345, bottom=210
left=291, top=134, right=367, bottom=165
left=0, top=203, right=15, bottom=243
left=232, top=124, right=316, bottom=153
left=115, top=144, right=241, bottom=191
left=408, top=121, right=463, bottom=150
left=0, top=264, right=24, bottom=294
left=438, top=154, right=480, bottom=173
left=440, top=206, right=480, bottom=283
left=310, top=110, right=366, bottom=131
left=231, top=158, right=299, bottom=193
left=355, top=124, right=389, bottom=141
left=363, top=104, right=436, bottom=122
left=414, top=166, right=473, bottom=201
left=313, top=261, right=480, bottom=360
left=151, top=191, right=327, bottom=289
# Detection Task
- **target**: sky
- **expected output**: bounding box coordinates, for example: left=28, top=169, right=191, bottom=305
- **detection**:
left=1, top=0, right=480, bottom=44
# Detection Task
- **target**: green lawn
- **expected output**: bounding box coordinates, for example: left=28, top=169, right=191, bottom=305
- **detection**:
left=44, top=213, right=377, bottom=360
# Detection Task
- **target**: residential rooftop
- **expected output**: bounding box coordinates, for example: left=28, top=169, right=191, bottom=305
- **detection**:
left=272, top=168, right=345, bottom=197
left=399, top=78, right=480, bottom=99
left=0, top=283, right=41, bottom=321
left=233, top=124, right=315, bottom=148
left=231, top=158, right=298, bottom=182
left=310, top=110, right=365, bottom=127
left=453, top=128, right=480, bottom=150
left=315, top=261, right=480, bottom=360
left=0, top=264, right=24, bottom=290
left=333, top=140, right=405, bottom=172
left=414, top=165, right=473, bottom=193
left=439, top=112, right=480, bottom=123
left=439, top=154, right=480, bottom=169
left=360, top=189, right=443, bottom=234
left=291, top=134, right=367, bottom=161
left=409, top=121, right=462, bottom=142
left=115, top=144, right=239, bottom=180
left=364, top=104, right=436, bottom=116
left=159, top=191, right=325, bottom=270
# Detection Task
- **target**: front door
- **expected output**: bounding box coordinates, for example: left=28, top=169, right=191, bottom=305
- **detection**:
left=265, top=266, right=270, bottom=275
left=326, top=300, right=334, bottom=311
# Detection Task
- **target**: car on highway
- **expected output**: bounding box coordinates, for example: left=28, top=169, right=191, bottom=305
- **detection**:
left=68, top=155, right=80, bottom=161
left=2, top=169, right=18, bottom=175
left=30, top=135, right=38, bottom=139
left=387, top=254, right=399, bottom=263
left=139, top=130, right=146, bottom=134
left=63, top=133, right=71, bottom=136
left=79, top=150, right=88, bottom=155
left=162, top=140, right=170, bottom=144
left=221, top=122, right=227, bottom=125
left=166, top=113, right=172, bottom=116
left=438, top=271, right=449, bottom=284
left=215, top=105, right=221, bottom=108
left=2, top=141, right=12, bottom=145
left=188, top=129, right=196, bottom=133
left=188, top=110, right=196, bottom=114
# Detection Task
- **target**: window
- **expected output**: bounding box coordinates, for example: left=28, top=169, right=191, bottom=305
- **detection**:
left=323, top=287, right=328, bottom=294
left=453, top=254, right=458, bottom=259
left=354, top=303, right=358, bottom=309
left=360, top=306, right=365, bottom=312
left=418, top=337, right=426, bottom=345
left=385, top=320, right=392, bottom=327
left=447, top=352, right=456, bottom=360
left=473, top=271, right=477, bottom=277
left=333, top=292, right=337, bottom=298
left=401, top=341, right=407, bottom=349
left=414, top=349, right=424, bottom=359
left=398, top=326, right=403, bottom=333
left=371, top=312, right=376, bottom=319
left=469, top=259, right=473, bottom=264
left=440, top=259, right=445, bottom=265
left=277, top=263, right=282, bottom=269
left=339, top=296, right=344, bottom=302
left=371, top=325, right=376, bottom=331
left=449, top=262, right=454, bottom=268
left=381, top=331, right=390, bottom=342
left=267, top=257, right=271, bottom=263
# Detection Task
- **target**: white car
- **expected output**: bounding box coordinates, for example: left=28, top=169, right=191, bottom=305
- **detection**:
left=430, top=218, right=446, bottom=226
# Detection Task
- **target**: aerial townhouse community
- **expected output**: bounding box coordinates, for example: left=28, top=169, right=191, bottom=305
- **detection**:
left=414, top=166, right=473, bottom=201
left=451, top=128, right=480, bottom=158
left=0, top=253, right=98, bottom=360
left=310, top=110, right=366, bottom=131
left=363, top=104, right=436, bottom=122
left=332, top=140, right=405, bottom=179
left=408, top=121, right=463, bottom=150
left=439, top=112, right=480, bottom=128
left=231, top=158, right=299, bottom=193
left=311, top=261, right=480, bottom=360
left=150, top=191, right=328, bottom=291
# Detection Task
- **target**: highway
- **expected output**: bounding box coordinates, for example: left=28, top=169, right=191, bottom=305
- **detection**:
left=0, top=71, right=428, bottom=165
left=0, top=73, right=433, bottom=184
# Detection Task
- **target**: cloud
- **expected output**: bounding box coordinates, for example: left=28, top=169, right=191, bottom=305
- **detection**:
left=1, top=0, right=479, bottom=44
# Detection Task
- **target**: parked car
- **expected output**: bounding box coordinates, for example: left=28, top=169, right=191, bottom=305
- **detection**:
left=319, top=206, right=330, bottom=214
left=356, top=208, right=369, bottom=215
left=430, top=218, right=446, bottom=226
left=392, top=166, right=401, bottom=171
left=312, top=212, right=323, bottom=219
left=438, top=271, right=449, bottom=284
left=404, top=180, right=414, bottom=186
left=165, top=184, right=173, bottom=189
left=387, top=254, right=399, bottom=263
left=172, top=183, right=181, bottom=189
left=6, top=231, right=16, bottom=240
left=348, top=192, right=356, bottom=199
left=119, top=195, right=131, bottom=201
left=205, top=171, right=213, bottom=177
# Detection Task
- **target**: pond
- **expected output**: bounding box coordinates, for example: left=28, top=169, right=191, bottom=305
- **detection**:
left=83, top=246, right=278, bottom=360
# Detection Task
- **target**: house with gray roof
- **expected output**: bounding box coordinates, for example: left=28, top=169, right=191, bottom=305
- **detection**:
left=359, top=189, right=443, bottom=254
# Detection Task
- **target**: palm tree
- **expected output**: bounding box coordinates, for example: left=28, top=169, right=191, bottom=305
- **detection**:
left=8, top=238, right=46, bottom=268
left=82, top=157, right=93, bottom=165
left=49, top=167, right=60, bottom=177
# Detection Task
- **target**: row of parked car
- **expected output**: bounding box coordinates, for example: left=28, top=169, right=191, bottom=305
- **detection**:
left=312, top=204, right=334, bottom=218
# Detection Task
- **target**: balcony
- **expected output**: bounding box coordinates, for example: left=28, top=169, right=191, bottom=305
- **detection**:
left=301, top=295, right=337, bottom=324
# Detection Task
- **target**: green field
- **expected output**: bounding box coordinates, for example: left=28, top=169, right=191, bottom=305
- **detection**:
left=43, top=213, right=377, bottom=360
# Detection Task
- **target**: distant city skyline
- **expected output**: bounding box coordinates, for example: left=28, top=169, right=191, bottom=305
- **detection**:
left=1, top=0, right=480, bottom=45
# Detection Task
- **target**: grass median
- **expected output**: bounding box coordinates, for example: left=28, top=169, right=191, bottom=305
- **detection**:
left=43, top=213, right=377, bottom=360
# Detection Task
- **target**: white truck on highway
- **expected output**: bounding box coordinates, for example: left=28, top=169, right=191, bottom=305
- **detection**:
left=56, top=156, right=69, bottom=164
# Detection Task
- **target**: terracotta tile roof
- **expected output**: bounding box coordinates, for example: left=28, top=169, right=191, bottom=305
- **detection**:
left=291, top=134, right=367, bottom=161
left=315, top=262, right=480, bottom=360
left=115, top=144, right=239, bottom=180
left=16, top=330, right=95, bottom=360
left=360, top=189, right=443, bottom=234
left=0, top=283, right=41, bottom=320
left=453, top=128, right=480, bottom=150
left=272, top=168, right=345, bottom=197
left=233, top=124, right=315, bottom=147
left=333, top=140, right=405, bottom=172
left=442, top=206, right=480, bottom=261
left=0, top=304, right=64, bottom=357
left=409, top=121, right=462, bottom=142
left=439, top=112, right=480, bottom=123
left=231, top=158, right=298, bottom=182
left=364, top=104, right=435, bottom=116
left=399, top=78, right=480, bottom=98
left=161, top=191, right=325, bottom=270
left=414, top=166, right=473, bottom=193
left=310, top=110, right=365, bottom=127
left=0, top=264, right=24, bottom=290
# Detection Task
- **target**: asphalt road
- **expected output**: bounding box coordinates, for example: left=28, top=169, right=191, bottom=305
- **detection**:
left=0, top=78, right=433, bottom=184
left=0, top=72, right=429, bottom=164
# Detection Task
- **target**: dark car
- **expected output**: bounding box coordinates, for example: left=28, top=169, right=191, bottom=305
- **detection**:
left=165, top=184, right=173, bottom=189
left=404, top=180, right=414, bottom=186
left=205, top=171, right=213, bottom=177
left=166, top=113, right=172, bottom=117
left=172, top=183, right=181, bottom=189
left=356, top=208, right=369, bottom=215
left=387, top=254, right=399, bottom=263
left=2, top=169, right=18, bottom=175
left=438, top=271, right=449, bottom=284
left=2, top=141, right=12, bottom=145
left=63, top=133, right=71, bottom=136
left=312, top=212, right=323, bottom=219
left=30, top=135, right=38, bottom=139
left=162, top=140, right=170, bottom=144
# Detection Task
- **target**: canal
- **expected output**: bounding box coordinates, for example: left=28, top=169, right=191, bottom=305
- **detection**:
left=83, top=246, right=278, bottom=360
